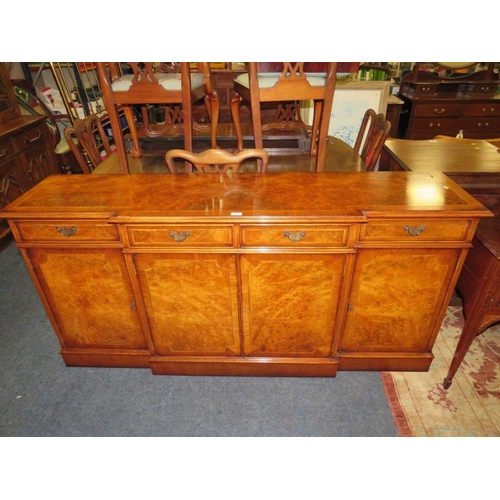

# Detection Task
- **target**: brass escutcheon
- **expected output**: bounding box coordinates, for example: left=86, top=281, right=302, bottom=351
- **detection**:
left=168, top=231, right=191, bottom=242
left=404, top=225, right=426, bottom=237
left=284, top=231, right=306, bottom=242
left=56, top=226, right=77, bottom=237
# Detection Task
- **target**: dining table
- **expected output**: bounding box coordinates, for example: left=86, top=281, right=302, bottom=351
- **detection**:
left=380, top=138, right=500, bottom=191
left=91, top=137, right=366, bottom=175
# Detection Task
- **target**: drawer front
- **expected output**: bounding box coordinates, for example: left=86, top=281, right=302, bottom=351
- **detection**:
left=359, top=219, right=471, bottom=243
left=14, top=220, right=121, bottom=243
left=414, top=84, right=438, bottom=95
left=413, top=103, right=465, bottom=117
left=13, top=124, right=47, bottom=154
left=411, top=117, right=461, bottom=135
left=464, top=103, right=500, bottom=117
left=126, top=225, right=234, bottom=247
left=461, top=116, right=500, bottom=135
left=241, top=225, right=351, bottom=247
left=0, top=136, right=18, bottom=163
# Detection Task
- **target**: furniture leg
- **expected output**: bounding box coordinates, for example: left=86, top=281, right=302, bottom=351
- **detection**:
left=124, top=106, right=141, bottom=158
left=230, top=93, right=244, bottom=152
left=107, top=104, right=129, bottom=174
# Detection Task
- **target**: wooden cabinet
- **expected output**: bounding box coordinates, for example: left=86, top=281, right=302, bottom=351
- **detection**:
left=1, top=172, right=491, bottom=377
left=0, top=63, right=60, bottom=250
left=397, top=64, right=500, bottom=139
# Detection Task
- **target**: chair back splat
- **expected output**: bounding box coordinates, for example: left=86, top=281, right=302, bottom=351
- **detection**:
left=354, top=109, right=391, bottom=171
left=231, top=62, right=337, bottom=172
left=165, top=148, right=269, bottom=174
left=96, top=62, right=220, bottom=174
left=63, top=115, right=113, bottom=174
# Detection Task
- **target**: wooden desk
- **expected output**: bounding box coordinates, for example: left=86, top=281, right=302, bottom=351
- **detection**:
left=380, top=139, right=500, bottom=388
left=380, top=138, right=500, bottom=190
left=92, top=137, right=366, bottom=175
left=1, top=171, right=490, bottom=377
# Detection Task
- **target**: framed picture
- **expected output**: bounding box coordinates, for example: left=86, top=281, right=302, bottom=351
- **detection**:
left=301, top=80, right=391, bottom=147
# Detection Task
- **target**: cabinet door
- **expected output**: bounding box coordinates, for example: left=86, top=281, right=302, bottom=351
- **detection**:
left=0, top=156, right=27, bottom=208
left=26, top=247, right=146, bottom=349
left=240, top=254, right=346, bottom=357
left=133, top=253, right=241, bottom=356
left=340, top=248, right=461, bottom=353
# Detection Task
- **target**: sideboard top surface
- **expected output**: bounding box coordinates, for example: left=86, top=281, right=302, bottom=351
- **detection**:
left=1, top=172, right=491, bottom=221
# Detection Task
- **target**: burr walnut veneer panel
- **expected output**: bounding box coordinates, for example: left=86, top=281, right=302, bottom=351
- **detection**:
left=1, top=171, right=492, bottom=376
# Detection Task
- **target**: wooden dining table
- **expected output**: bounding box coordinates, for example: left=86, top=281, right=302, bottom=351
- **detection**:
left=91, top=137, right=366, bottom=175
left=380, top=138, right=500, bottom=190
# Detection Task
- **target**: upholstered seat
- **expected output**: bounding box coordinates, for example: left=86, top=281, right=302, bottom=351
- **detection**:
left=110, top=72, right=206, bottom=92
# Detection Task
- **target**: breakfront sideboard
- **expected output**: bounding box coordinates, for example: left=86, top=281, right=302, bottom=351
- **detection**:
left=1, top=172, right=491, bottom=377
left=397, top=64, right=500, bottom=139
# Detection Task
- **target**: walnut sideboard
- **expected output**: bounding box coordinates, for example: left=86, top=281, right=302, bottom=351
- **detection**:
left=1, top=171, right=492, bottom=377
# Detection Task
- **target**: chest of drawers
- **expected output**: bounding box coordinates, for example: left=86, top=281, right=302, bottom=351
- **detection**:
left=1, top=172, right=491, bottom=377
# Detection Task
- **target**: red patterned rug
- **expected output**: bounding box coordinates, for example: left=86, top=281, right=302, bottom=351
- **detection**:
left=381, top=306, right=500, bottom=437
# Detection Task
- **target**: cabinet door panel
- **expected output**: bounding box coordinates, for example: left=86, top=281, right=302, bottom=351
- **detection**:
left=134, top=253, right=240, bottom=356
left=341, top=248, right=461, bottom=352
left=27, top=248, right=146, bottom=349
left=241, top=254, right=346, bottom=357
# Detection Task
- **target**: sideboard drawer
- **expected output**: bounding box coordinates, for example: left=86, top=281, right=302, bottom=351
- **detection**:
left=125, top=224, right=234, bottom=247
left=13, top=124, right=47, bottom=154
left=241, top=225, right=351, bottom=247
left=461, top=116, right=500, bottom=134
left=464, top=103, right=500, bottom=116
left=14, top=220, right=121, bottom=243
left=411, top=117, right=461, bottom=134
left=359, top=219, right=471, bottom=243
left=413, top=103, right=465, bottom=117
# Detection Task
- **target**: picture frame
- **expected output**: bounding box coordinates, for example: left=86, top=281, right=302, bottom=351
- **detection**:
left=301, top=80, right=391, bottom=147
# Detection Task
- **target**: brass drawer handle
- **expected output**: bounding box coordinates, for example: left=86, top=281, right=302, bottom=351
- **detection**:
left=24, top=131, right=42, bottom=143
left=404, top=225, right=426, bottom=237
left=284, top=231, right=306, bottom=242
left=433, top=108, right=445, bottom=114
left=56, top=226, right=77, bottom=237
left=168, top=230, right=191, bottom=242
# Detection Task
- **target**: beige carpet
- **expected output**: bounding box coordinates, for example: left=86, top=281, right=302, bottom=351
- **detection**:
left=381, top=306, right=500, bottom=437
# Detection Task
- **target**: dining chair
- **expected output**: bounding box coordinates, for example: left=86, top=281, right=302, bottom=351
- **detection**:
left=354, top=109, right=391, bottom=171
left=96, top=62, right=220, bottom=173
left=63, top=114, right=114, bottom=174
left=230, top=62, right=338, bottom=172
left=165, top=148, right=269, bottom=174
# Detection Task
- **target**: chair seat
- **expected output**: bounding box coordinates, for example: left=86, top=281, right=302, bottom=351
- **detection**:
left=111, top=73, right=205, bottom=92
left=235, top=72, right=327, bottom=89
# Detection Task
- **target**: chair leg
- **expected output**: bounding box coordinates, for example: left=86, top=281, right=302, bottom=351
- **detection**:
left=124, top=106, right=142, bottom=158
left=107, top=104, right=129, bottom=174
left=206, top=93, right=220, bottom=149
left=230, top=93, right=244, bottom=152
left=316, top=94, right=334, bottom=173
left=310, top=101, right=322, bottom=156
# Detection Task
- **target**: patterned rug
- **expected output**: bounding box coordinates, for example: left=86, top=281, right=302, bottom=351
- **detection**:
left=381, top=306, right=500, bottom=437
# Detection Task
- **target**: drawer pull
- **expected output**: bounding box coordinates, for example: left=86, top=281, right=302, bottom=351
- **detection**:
left=284, top=231, right=306, bottom=242
left=433, top=108, right=445, bottom=114
left=56, top=226, right=77, bottom=237
left=404, top=225, right=426, bottom=237
left=24, top=131, right=42, bottom=143
left=168, top=230, right=191, bottom=242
